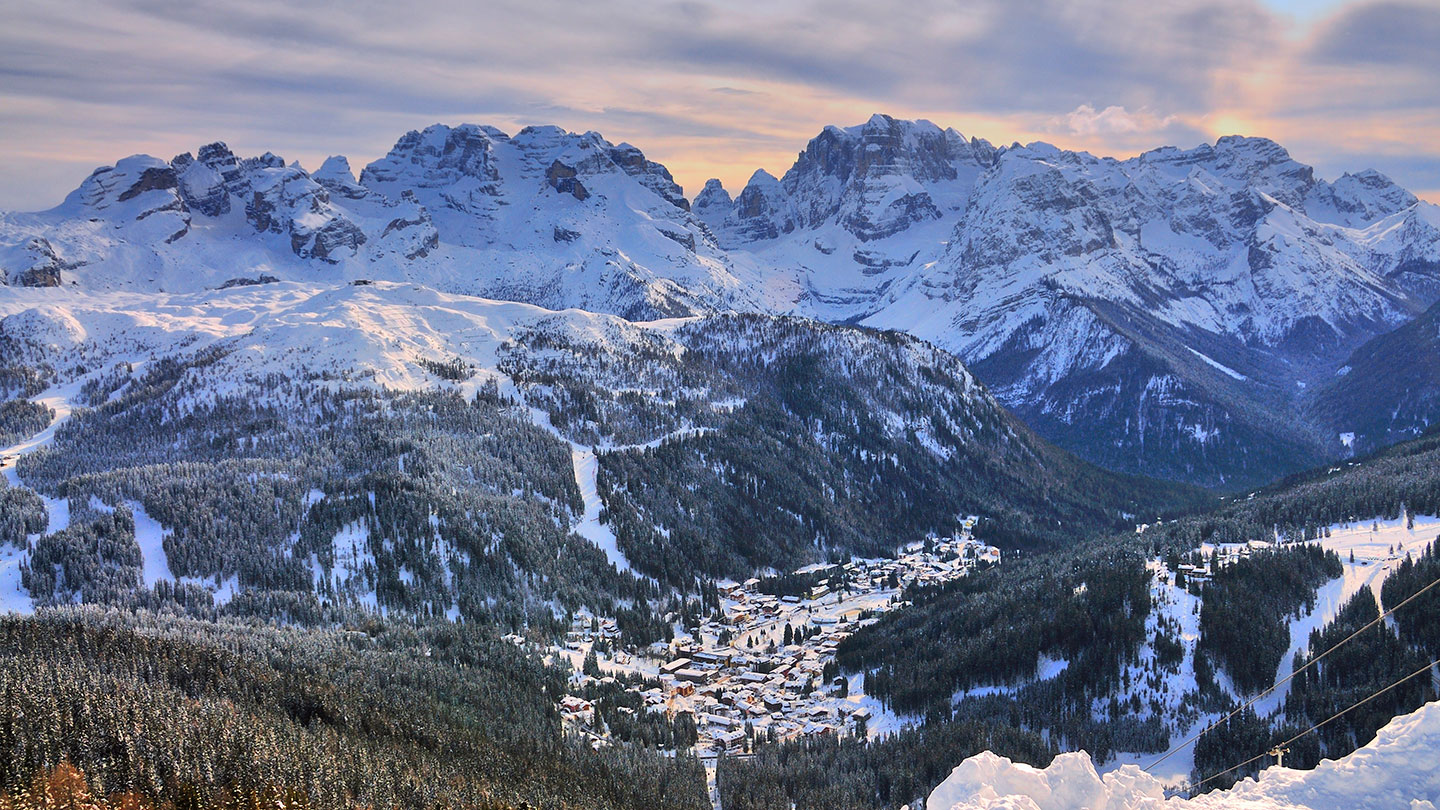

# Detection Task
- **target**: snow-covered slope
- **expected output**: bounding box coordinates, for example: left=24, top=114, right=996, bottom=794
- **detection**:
left=0, top=127, right=749, bottom=320
left=927, top=698, right=1440, bottom=809
left=0, top=281, right=608, bottom=395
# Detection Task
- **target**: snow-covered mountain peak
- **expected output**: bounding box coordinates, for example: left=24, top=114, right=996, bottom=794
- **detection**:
left=747, top=168, right=781, bottom=185
left=56, top=154, right=194, bottom=245
left=360, top=122, right=697, bottom=244
left=4, top=116, right=1440, bottom=487
left=709, top=114, right=999, bottom=251
left=314, top=155, right=357, bottom=184
left=693, top=178, right=733, bottom=228
left=1306, top=168, right=1420, bottom=228
left=719, top=169, right=793, bottom=244
left=705, top=116, right=1440, bottom=485
left=0, top=122, right=750, bottom=319
left=360, top=124, right=504, bottom=203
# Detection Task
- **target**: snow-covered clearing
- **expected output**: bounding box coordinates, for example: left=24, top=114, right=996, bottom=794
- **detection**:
left=1186, top=346, right=1247, bottom=380
left=85, top=498, right=173, bottom=590
left=843, top=671, right=916, bottom=739
left=0, top=544, right=30, bottom=614
left=0, top=382, right=81, bottom=614
left=125, top=500, right=172, bottom=588
left=569, top=446, right=635, bottom=575
left=928, top=698, right=1440, bottom=809
left=955, top=654, right=1071, bottom=701
left=1253, top=513, right=1438, bottom=714
left=313, top=521, right=378, bottom=611
left=0, top=383, right=77, bottom=465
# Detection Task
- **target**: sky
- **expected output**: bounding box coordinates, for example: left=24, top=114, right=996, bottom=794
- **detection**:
left=0, top=0, right=1438, bottom=210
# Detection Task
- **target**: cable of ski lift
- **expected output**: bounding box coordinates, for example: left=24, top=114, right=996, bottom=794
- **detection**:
left=1142, top=566, right=1440, bottom=773
left=1180, top=655, right=1440, bottom=796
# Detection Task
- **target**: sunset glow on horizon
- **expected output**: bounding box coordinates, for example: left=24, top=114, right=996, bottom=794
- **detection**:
left=1, top=0, right=1436, bottom=209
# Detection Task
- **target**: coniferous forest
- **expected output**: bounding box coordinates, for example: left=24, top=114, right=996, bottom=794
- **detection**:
left=0, top=609, right=708, bottom=810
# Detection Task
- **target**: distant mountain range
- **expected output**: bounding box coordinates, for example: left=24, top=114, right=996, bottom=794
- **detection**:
left=5, top=115, right=1439, bottom=488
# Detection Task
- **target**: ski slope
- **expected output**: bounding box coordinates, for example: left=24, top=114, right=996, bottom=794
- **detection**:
left=1098, top=514, right=1440, bottom=784
left=568, top=445, right=635, bottom=575
left=0, top=382, right=81, bottom=614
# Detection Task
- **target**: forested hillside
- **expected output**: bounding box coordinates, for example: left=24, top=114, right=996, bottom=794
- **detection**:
left=12, top=349, right=652, bottom=629
left=0, top=284, right=1199, bottom=618
left=1310, top=296, right=1440, bottom=455
left=0, top=609, right=708, bottom=810
left=511, top=313, right=1200, bottom=584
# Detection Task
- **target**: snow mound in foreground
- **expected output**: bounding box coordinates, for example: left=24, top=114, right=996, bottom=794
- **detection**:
left=927, top=701, right=1440, bottom=810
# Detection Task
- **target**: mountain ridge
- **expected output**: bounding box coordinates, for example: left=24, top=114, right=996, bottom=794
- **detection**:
left=4, top=115, right=1439, bottom=488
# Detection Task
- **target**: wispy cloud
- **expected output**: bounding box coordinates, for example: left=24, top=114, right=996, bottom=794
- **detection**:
left=0, top=0, right=1434, bottom=210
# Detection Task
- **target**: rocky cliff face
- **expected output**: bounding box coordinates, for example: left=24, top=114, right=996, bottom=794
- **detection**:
left=708, top=114, right=997, bottom=248
left=4, top=237, right=69, bottom=287
left=355, top=123, right=746, bottom=319
left=0, top=141, right=438, bottom=292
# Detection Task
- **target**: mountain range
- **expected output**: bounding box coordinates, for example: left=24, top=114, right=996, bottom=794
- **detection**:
left=4, top=115, right=1440, bottom=488
left=4, top=114, right=1440, bottom=810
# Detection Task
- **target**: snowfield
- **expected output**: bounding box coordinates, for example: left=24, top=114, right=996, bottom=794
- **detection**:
left=928, top=699, right=1440, bottom=810
left=0, top=281, right=653, bottom=400
left=0, top=380, right=81, bottom=614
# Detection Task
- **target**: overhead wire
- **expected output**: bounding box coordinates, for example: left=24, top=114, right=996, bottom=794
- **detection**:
left=1143, top=561, right=1440, bottom=773
left=1181, top=655, right=1440, bottom=795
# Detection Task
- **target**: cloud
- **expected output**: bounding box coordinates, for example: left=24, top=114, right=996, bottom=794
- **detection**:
left=0, top=0, right=1437, bottom=211
left=1053, top=105, right=1178, bottom=137
left=1307, top=1, right=1440, bottom=70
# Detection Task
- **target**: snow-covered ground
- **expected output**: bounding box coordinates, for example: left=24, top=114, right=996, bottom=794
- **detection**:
left=955, top=654, right=1070, bottom=701
left=0, top=282, right=664, bottom=404
left=125, top=500, right=172, bottom=589
left=568, top=445, right=636, bottom=575
left=314, top=521, right=378, bottom=611
left=928, top=698, right=1440, bottom=809
left=1096, top=560, right=1208, bottom=786
left=0, top=544, right=30, bottom=614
